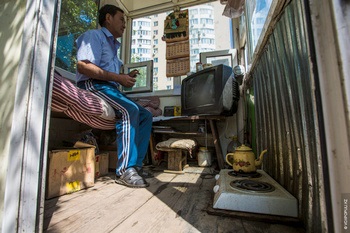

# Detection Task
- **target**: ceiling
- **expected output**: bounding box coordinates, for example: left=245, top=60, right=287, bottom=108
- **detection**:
left=102, top=0, right=218, bottom=17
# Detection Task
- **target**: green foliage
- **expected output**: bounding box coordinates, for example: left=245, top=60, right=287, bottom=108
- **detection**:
left=59, top=0, right=98, bottom=35
left=56, top=0, right=99, bottom=72
left=135, top=68, right=147, bottom=87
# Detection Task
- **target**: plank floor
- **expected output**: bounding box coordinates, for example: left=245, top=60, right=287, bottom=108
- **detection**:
left=43, top=166, right=305, bottom=233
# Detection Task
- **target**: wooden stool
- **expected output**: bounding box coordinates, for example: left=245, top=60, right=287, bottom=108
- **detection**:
left=157, top=147, right=187, bottom=172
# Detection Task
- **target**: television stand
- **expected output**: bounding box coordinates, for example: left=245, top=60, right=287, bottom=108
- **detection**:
left=152, top=115, right=226, bottom=169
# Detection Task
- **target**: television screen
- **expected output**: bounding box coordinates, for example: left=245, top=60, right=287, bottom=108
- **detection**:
left=184, top=69, right=216, bottom=109
left=181, top=64, right=240, bottom=116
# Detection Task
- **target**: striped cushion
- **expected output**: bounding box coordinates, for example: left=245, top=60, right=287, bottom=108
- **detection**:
left=51, top=72, right=117, bottom=129
left=51, top=97, right=68, bottom=112
left=64, top=107, right=116, bottom=130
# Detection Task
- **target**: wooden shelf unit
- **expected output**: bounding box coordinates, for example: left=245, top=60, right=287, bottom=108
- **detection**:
left=151, top=115, right=225, bottom=169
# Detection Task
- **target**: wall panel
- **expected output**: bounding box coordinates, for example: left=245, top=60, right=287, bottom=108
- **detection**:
left=251, top=0, right=328, bottom=232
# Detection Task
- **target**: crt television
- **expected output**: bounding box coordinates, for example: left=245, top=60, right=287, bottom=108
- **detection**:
left=181, top=64, right=240, bottom=116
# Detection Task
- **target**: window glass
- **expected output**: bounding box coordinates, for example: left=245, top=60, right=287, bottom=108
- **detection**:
left=130, top=1, right=233, bottom=92
left=55, top=0, right=100, bottom=73
left=246, top=0, right=273, bottom=58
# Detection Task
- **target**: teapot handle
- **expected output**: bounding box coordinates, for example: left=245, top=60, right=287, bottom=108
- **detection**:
left=225, top=153, right=234, bottom=166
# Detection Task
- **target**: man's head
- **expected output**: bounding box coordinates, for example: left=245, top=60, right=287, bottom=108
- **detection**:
left=98, top=4, right=125, bottom=38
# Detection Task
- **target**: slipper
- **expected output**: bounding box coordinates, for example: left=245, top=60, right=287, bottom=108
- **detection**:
left=115, top=167, right=149, bottom=188
left=135, top=167, right=154, bottom=178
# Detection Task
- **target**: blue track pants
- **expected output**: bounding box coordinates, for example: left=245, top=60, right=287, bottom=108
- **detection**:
left=79, top=80, right=153, bottom=176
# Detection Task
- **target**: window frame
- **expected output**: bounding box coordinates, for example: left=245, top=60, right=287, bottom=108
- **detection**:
left=123, top=14, right=184, bottom=98
left=122, top=60, right=154, bottom=93
left=200, top=49, right=238, bottom=67
left=123, top=3, right=236, bottom=98
left=245, top=0, right=279, bottom=65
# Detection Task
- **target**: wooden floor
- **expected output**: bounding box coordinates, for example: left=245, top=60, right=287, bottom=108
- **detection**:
left=43, top=166, right=305, bottom=233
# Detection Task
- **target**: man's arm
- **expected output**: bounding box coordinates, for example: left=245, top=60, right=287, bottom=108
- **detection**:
left=77, top=60, right=136, bottom=88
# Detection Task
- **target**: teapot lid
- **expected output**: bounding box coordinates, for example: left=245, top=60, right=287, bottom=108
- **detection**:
left=236, top=144, right=253, bottom=152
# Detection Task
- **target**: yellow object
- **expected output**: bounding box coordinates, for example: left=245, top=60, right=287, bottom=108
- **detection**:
left=174, top=106, right=181, bottom=116
left=226, top=144, right=267, bottom=173
left=67, top=150, right=80, bottom=161
left=66, top=181, right=81, bottom=193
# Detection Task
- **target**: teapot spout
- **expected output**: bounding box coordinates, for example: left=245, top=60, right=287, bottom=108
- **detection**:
left=255, top=149, right=268, bottom=167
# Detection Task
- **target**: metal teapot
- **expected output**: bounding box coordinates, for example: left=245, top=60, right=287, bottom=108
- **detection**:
left=225, top=144, right=267, bottom=173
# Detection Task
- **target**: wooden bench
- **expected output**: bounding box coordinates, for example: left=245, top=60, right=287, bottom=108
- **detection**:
left=155, top=138, right=197, bottom=172
left=156, top=147, right=188, bottom=172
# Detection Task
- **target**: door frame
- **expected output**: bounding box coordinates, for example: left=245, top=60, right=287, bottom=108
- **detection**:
left=2, top=0, right=60, bottom=232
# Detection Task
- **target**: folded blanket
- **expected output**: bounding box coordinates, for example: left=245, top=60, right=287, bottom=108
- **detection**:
left=156, top=138, right=197, bottom=155
left=134, top=96, right=162, bottom=117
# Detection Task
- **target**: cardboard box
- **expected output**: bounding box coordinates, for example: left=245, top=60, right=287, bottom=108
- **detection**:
left=95, top=153, right=109, bottom=178
left=46, top=141, right=95, bottom=199
left=99, top=145, right=118, bottom=172
left=108, top=151, right=118, bottom=171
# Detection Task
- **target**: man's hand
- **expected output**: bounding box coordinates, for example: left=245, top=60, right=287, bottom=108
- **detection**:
left=118, top=74, right=136, bottom=88
left=128, top=69, right=139, bottom=77
left=118, top=69, right=139, bottom=88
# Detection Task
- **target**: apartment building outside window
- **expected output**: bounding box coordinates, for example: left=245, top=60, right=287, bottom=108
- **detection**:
left=130, top=1, right=233, bottom=92
left=246, top=0, right=273, bottom=57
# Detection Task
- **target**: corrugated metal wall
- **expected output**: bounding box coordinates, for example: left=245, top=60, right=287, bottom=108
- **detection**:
left=252, top=0, right=328, bottom=232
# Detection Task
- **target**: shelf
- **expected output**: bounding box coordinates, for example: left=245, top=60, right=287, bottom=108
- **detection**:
left=151, top=115, right=225, bottom=169
left=152, top=115, right=225, bottom=122
left=152, top=130, right=212, bottom=136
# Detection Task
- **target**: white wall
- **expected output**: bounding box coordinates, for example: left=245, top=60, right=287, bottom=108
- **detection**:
left=0, top=0, right=26, bottom=230
left=309, top=0, right=350, bottom=231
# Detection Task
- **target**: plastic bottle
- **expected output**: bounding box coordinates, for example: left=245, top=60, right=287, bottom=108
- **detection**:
left=196, top=62, right=203, bottom=72
left=197, top=147, right=212, bottom=167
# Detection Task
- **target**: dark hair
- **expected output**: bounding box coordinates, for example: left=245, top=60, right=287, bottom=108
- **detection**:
left=98, top=4, right=124, bottom=27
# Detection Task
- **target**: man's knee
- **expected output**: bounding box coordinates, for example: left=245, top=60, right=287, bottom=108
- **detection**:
left=126, top=103, right=140, bottom=115
left=144, top=109, right=153, bottom=123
